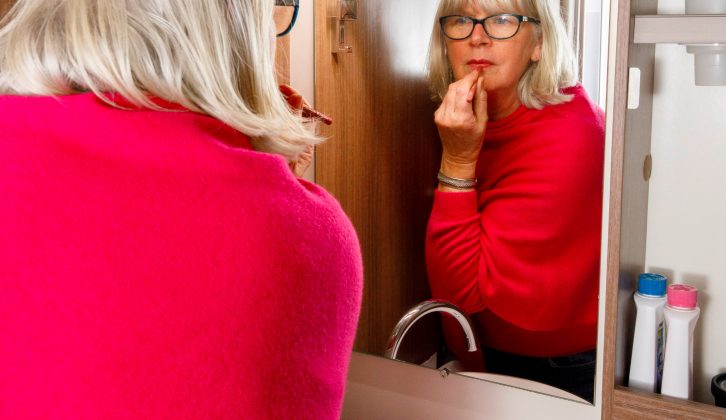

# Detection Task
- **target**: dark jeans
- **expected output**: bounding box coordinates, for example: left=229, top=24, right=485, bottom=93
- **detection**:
left=483, top=347, right=596, bottom=403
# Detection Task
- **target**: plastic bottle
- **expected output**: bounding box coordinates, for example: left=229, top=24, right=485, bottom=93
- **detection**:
left=712, top=373, right=726, bottom=408
left=628, top=273, right=667, bottom=392
left=661, top=284, right=700, bottom=400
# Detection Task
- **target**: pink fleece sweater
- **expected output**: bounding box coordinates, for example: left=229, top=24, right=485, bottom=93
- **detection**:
left=0, top=93, right=363, bottom=419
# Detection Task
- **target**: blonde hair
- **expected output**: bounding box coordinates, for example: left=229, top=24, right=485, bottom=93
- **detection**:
left=0, top=0, right=319, bottom=161
left=428, top=0, right=577, bottom=109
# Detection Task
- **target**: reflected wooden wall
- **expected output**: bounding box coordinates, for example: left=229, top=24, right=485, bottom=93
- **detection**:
left=1, top=0, right=13, bottom=17
left=275, top=36, right=290, bottom=86
left=315, top=0, right=441, bottom=355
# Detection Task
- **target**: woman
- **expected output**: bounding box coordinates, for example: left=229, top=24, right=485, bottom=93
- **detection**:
left=0, top=1, right=361, bottom=418
left=425, top=0, right=604, bottom=402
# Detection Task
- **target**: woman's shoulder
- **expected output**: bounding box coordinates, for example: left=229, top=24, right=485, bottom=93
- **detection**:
left=1, top=93, right=359, bottom=254
left=525, top=85, right=604, bottom=146
left=254, top=158, right=361, bottom=250
left=551, top=85, right=605, bottom=130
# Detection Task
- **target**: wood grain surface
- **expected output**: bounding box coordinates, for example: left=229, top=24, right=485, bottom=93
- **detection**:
left=314, top=0, right=441, bottom=356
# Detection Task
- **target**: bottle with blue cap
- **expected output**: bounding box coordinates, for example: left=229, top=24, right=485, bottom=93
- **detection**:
left=628, top=273, right=668, bottom=392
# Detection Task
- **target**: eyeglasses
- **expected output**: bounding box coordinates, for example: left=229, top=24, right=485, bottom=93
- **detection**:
left=274, top=0, right=300, bottom=37
left=439, top=13, right=540, bottom=41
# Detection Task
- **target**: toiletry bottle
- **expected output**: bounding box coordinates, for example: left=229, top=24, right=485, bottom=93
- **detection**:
left=628, top=273, right=667, bottom=392
left=712, top=373, right=726, bottom=408
left=661, top=284, right=700, bottom=400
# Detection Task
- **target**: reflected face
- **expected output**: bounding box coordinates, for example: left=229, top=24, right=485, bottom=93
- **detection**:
left=445, top=1, right=541, bottom=99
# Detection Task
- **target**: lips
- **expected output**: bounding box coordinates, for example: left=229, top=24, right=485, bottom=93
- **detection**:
left=467, top=59, right=493, bottom=69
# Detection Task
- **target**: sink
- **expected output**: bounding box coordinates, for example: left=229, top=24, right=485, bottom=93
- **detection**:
left=438, top=360, right=589, bottom=404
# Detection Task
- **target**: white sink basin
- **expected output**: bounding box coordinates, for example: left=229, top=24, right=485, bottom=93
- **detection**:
left=439, top=360, right=589, bottom=403
left=457, top=371, right=588, bottom=403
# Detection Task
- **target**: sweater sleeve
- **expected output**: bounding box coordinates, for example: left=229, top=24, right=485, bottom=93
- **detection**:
left=425, top=190, right=487, bottom=313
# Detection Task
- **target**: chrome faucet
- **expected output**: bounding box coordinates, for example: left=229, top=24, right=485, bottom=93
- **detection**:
left=384, top=299, right=478, bottom=361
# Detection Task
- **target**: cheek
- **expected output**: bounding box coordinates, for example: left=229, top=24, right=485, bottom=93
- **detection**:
left=271, top=27, right=277, bottom=58
left=509, top=42, right=538, bottom=75
left=446, top=43, right=468, bottom=80
left=452, top=63, right=467, bottom=80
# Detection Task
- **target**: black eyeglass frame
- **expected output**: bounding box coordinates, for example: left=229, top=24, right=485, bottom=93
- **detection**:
left=439, top=13, right=541, bottom=41
left=275, top=0, right=300, bottom=38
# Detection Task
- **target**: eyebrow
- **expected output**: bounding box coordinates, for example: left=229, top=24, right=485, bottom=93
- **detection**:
left=456, top=5, right=511, bottom=17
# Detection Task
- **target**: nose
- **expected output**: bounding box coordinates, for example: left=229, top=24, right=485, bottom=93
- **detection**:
left=470, top=21, right=491, bottom=45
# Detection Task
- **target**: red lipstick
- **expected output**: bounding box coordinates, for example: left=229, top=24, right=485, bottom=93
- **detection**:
left=467, top=59, right=493, bottom=69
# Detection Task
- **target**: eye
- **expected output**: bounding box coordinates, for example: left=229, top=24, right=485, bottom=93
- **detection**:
left=453, top=16, right=472, bottom=26
left=491, top=15, right=515, bottom=25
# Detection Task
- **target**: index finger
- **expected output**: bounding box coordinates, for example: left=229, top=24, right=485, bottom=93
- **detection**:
left=460, top=69, right=481, bottom=87
left=460, top=70, right=481, bottom=102
left=279, top=84, right=308, bottom=110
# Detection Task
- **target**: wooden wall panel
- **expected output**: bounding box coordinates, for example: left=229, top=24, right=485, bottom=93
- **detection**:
left=275, top=36, right=290, bottom=86
left=601, top=0, right=658, bottom=417
left=600, top=0, right=632, bottom=413
left=314, top=0, right=441, bottom=355
left=0, top=0, right=13, bottom=17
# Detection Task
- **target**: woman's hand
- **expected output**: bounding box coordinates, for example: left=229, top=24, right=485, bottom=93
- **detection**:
left=279, top=85, right=316, bottom=177
left=434, top=70, right=488, bottom=179
left=290, top=144, right=314, bottom=178
left=280, top=84, right=333, bottom=125
left=279, top=84, right=308, bottom=112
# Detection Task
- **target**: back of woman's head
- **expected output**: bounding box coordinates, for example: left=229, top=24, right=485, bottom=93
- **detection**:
left=0, top=0, right=318, bottom=159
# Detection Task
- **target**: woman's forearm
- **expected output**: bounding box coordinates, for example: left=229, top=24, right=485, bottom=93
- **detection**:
left=425, top=191, right=486, bottom=313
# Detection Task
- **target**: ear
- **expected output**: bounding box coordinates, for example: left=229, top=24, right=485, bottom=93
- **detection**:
left=531, top=43, right=542, bottom=63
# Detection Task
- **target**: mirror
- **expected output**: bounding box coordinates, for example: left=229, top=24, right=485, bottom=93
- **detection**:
left=306, top=0, right=611, bottom=409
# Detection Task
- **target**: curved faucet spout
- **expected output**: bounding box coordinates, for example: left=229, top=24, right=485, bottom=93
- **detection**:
left=384, top=299, right=478, bottom=361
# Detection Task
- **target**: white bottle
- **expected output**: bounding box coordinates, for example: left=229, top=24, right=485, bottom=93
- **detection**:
left=661, top=284, right=700, bottom=400
left=629, top=273, right=667, bottom=392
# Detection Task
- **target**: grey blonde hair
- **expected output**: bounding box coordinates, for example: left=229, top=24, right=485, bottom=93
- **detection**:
left=0, top=0, right=319, bottom=161
left=428, top=0, right=577, bottom=109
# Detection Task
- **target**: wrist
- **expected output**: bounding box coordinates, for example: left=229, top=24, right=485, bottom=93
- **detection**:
left=437, top=171, right=476, bottom=188
left=438, top=183, right=475, bottom=193
left=437, top=159, right=478, bottom=192
left=440, top=155, right=477, bottom=180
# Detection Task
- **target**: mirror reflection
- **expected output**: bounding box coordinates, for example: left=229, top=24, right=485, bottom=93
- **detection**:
left=314, top=0, right=608, bottom=407
left=418, top=0, right=603, bottom=404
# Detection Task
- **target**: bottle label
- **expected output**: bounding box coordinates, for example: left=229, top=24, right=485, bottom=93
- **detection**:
left=656, top=320, right=665, bottom=392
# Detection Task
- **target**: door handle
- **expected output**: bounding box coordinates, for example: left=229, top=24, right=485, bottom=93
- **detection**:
left=329, top=0, right=357, bottom=54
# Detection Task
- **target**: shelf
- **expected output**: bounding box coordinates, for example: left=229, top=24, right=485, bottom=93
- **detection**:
left=633, top=15, right=726, bottom=44
left=612, top=386, right=726, bottom=419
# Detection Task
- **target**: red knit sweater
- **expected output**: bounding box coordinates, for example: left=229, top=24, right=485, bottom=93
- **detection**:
left=0, top=93, right=363, bottom=419
left=426, top=85, right=604, bottom=357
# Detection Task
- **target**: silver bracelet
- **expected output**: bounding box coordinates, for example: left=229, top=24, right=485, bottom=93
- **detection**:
left=437, top=171, right=477, bottom=189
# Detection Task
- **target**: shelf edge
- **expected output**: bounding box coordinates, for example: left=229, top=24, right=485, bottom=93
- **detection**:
left=634, top=15, right=726, bottom=44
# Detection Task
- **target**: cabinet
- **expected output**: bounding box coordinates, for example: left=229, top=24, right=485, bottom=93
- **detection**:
left=602, top=1, right=726, bottom=418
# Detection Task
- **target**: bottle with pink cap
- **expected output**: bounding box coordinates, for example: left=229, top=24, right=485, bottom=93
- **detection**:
left=661, top=284, right=700, bottom=399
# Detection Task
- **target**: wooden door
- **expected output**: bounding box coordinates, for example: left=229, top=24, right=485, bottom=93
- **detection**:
left=315, top=0, right=442, bottom=355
